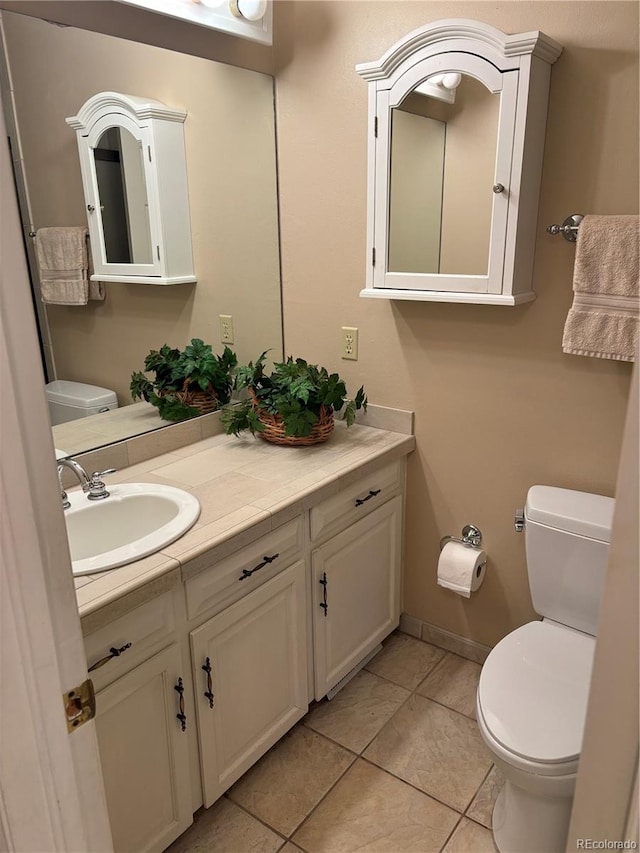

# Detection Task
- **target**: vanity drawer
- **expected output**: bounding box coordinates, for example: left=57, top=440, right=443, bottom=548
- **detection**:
left=84, top=590, right=177, bottom=690
left=310, top=460, right=402, bottom=542
left=185, top=517, right=304, bottom=622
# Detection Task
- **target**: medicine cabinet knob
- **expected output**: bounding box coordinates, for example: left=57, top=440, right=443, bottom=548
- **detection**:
left=492, top=183, right=505, bottom=194
left=87, top=204, right=95, bottom=212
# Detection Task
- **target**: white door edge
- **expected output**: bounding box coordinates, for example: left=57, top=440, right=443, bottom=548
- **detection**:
left=0, top=109, right=113, bottom=852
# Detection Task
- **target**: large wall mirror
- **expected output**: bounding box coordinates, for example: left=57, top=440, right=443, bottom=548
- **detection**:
left=0, top=10, right=282, bottom=455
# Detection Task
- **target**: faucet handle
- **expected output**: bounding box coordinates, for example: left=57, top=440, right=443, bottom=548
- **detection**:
left=90, top=468, right=117, bottom=480
left=84, top=469, right=117, bottom=501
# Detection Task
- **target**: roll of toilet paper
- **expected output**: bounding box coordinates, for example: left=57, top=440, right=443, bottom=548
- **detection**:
left=437, top=542, right=487, bottom=598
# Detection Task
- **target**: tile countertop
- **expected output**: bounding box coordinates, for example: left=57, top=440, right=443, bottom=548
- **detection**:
left=75, top=420, right=415, bottom=626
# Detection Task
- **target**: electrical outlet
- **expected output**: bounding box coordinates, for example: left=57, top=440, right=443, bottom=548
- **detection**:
left=219, top=314, right=234, bottom=345
left=341, top=326, right=359, bottom=360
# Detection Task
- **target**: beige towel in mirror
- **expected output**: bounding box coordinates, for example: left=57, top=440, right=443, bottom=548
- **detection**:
left=35, top=226, right=105, bottom=305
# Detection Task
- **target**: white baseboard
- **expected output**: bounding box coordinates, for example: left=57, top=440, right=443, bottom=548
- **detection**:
left=399, top=613, right=492, bottom=664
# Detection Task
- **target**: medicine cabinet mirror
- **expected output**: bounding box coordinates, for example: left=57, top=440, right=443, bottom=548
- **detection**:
left=357, top=19, right=562, bottom=305
left=66, top=92, right=196, bottom=285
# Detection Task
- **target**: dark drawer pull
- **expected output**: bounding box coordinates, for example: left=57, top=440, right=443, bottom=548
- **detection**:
left=355, top=489, right=381, bottom=507
left=202, top=657, right=214, bottom=709
left=88, top=642, right=132, bottom=673
left=238, top=553, right=279, bottom=581
left=174, top=677, right=186, bottom=732
left=319, top=572, right=328, bottom=617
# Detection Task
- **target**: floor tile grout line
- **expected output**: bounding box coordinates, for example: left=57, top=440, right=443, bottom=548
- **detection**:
left=284, top=748, right=358, bottom=844
left=224, top=723, right=492, bottom=851
left=465, top=812, right=496, bottom=833
left=364, top=640, right=449, bottom=690
left=358, top=754, right=467, bottom=816
left=408, top=684, right=481, bottom=724
left=438, top=812, right=465, bottom=852
left=412, top=648, right=452, bottom=689
left=302, top=683, right=416, bottom=758
left=464, top=762, right=495, bottom=820
left=298, top=660, right=488, bottom=810
left=356, top=637, right=482, bottom=723
left=226, top=638, right=490, bottom=851
left=297, top=720, right=361, bottom=759
left=222, top=792, right=290, bottom=845
left=396, top=626, right=490, bottom=665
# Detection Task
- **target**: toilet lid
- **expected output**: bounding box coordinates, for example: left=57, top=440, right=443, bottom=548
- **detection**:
left=478, top=621, right=595, bottom=764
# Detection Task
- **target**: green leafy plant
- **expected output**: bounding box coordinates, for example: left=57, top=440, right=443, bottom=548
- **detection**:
left=130, top=340, right=237, bottom=422
left=220, top=353, right=367, bottom=439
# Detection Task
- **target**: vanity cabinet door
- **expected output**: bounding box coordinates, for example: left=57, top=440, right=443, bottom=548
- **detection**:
left=94, top=643, right=192, bottom=853
left=312, top=496, right=402, bottom=699
left=191, top=560, right=308, bottom=807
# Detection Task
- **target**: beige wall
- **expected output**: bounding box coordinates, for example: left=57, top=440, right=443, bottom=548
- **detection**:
left=273, top=1, right=638, bottom=645
left=2, top=11, right=282, bottom=404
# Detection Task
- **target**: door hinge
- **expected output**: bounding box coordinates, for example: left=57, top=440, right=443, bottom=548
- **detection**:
left=156, top=245, right=160, bottom=261
left=372, top=247, right=376, bottom=267
left=64, top=678, right=96, bottom=733
left=374, top=116, right=378, bottom=138
left=148, top=145, right=152, bottom=162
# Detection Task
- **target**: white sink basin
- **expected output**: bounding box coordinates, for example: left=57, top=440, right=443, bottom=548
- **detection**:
left=65, top=483, right=200, bottom=576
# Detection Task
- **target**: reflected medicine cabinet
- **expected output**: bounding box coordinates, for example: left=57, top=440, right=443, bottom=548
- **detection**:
left=66, top=92, right=196, bottom=285
left=356, top=20, right=562, bottom=305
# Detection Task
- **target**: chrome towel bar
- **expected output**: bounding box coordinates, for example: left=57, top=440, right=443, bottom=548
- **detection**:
left=546, top=213, right=584, bottom=242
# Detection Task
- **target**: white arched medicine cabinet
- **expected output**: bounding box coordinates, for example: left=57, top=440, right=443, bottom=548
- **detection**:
left=66, top=92, right=196, bottom=285
left=356, top=20, right=562, bottom=305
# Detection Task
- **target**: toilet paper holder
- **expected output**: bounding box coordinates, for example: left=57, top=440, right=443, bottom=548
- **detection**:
left=440, top=524, right=483, bottom=551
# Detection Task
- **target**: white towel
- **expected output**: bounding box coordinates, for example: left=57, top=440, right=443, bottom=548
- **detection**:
left=35, top=227, right=105, bottom=305
left=562, top=215, right=639, bottom=362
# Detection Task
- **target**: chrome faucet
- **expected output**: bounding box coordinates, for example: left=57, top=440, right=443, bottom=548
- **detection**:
left=57, top=459, right=116, bottom=509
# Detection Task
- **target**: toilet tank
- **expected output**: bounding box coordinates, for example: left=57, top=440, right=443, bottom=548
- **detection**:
left=525, top=485, right=615, bottom=636
left=46, top=380, right=118, bottom=426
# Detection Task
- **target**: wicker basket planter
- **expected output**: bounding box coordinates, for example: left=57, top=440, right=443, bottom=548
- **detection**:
left=221, top=354, right=366, bottom=445
left=130, top=341, right=236, bottom=422
left=160, top=381, right=219, bottom=416
left=254, top=401, right=334, bottom=446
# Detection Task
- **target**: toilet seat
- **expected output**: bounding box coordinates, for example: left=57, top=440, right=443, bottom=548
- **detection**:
left=478, top=620, right=595, bottom=771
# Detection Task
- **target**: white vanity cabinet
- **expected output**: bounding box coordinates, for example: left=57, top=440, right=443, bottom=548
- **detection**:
left=184, top=516, right=308, bottom=807
left=310, top=462, right=404, bottom=698
left=93, top=644, right=193, bottom=853
left=82, top=445, right=410, bottom=849
left=190, top=561, right=308, bottom=807
left=84, top=590, right=193, bottom=852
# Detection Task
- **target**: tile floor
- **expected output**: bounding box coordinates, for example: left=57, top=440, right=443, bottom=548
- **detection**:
left=167, top=631, right=504, bottom=853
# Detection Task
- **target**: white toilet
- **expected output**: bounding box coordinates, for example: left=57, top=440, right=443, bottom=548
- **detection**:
left=476, top=485, right=615, bottom=853
left=46, top=379, right=118, bottom=426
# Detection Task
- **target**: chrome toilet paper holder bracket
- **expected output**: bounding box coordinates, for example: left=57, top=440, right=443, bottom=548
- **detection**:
left=440, top=524, right=483, bottom=551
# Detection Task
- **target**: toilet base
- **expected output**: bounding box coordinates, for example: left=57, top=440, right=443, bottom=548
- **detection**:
left=492, top=778, right=573, bottom=853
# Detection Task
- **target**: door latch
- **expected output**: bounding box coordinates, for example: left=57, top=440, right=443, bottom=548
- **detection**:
left=63, top=678, right=96, bottom=732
